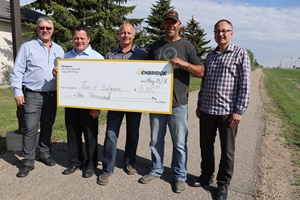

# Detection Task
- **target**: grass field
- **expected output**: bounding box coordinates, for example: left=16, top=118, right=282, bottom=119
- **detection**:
left=0, top=87, right=107, bottom=153
left=263, top=68, right=300, bottom=185
left=0, top=76, right=202, bottom=152
left=2, top=69, right=299, bottom=150
left=263, top=68, right=300, bottom=147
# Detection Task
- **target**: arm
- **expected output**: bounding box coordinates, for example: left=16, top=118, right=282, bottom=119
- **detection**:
left=11, top=44, right=27, bottom=106
left=229, top=48, right=251, bottom=127
left=169, top=57, right=204, bottom=77
left=234, top=48, right=251, bottom=115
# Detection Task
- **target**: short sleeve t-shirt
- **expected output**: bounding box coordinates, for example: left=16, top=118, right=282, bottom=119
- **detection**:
left=148, top=38, right=202, bottom=106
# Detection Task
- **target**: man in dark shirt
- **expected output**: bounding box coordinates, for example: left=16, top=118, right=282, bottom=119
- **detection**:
left=97, top=23, right=147, bottom=186
left=138, top=11, right=204, bottom=193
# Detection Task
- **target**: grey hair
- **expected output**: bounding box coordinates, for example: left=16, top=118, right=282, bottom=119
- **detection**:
left=36, top=16, right=54, bottom=27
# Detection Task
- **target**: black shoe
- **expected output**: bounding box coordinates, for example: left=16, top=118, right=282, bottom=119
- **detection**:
left=82, top=168, right=94, bottom=178
left=40, top=157, right=56, bottom=166
left=62, top=165, right=80, bottom=175
left=191, top=175, right=213, bottom=187
left=16, top=166, right=34, bottom=178
left=216, top=184, right=228, bottom=200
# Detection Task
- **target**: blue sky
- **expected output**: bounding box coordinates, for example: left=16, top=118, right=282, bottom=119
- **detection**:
left=21, top=0, right=300, bottom=67
left=225, top=0, right=300, bottom=8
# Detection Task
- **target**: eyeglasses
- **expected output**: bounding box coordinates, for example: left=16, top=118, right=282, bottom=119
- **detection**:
left=214, top=29, right=232, bottom=34
left=38, top=26, right=52, bottom=31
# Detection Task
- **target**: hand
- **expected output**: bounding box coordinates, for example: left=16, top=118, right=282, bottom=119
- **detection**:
left=52, top=66, right=58, bottom=75
left=228, top=113, right=242, bottom=128
left=195, top=107, right=201, bottom=118
left=15, top=96, right=25, bottom=106
left=90, top=110, right=100, bottom=118
left=170, top=57, right=187, bottom=70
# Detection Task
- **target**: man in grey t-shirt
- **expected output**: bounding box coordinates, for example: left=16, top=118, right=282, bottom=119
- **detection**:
left=138, top=10, right=204, bottom=193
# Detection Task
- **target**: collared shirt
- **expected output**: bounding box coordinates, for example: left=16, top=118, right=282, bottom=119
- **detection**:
left=64, top=45, right=104, bottom=59
left=11, top=38, right=64, bottom=97
left=198, top=43, right=251, bottom=115
left=105, top=46, right=147, bottom=60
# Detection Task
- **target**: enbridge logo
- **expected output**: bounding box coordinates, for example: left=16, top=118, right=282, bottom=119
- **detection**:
left=136, top=68, right=167, bottom=76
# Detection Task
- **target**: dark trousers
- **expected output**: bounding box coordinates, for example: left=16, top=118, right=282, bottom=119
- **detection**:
left=65, top=108, right=98, bottom=169
left=199, top=111, right=238, bottom=186
left=16, top=105, right=26, bottom=134
left=102, top=111, right=141, bottom=175
left=22, top=91, right=57, bottom=166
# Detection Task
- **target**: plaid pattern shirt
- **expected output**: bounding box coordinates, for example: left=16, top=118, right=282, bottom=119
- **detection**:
left=198, top=43, right=251, bottom=115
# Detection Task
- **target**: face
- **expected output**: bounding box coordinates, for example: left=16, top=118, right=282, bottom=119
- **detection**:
left=36, top=20, right=54, bottom=43
left=163, top=18, right=181, bottom=40
left=72, top=30, right=90, bottom=54
left=214, top=21, right=233, bottom=47
left=118, top=24, right=135, bottom=47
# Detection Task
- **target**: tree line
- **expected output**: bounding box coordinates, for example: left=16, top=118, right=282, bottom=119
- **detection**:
left=23, top=0, right=210, bottom=60
left=23, top=0, right=261, bottom=68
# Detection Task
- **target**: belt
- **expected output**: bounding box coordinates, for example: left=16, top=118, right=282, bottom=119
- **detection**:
left=25, top=88, right=56, bottom=94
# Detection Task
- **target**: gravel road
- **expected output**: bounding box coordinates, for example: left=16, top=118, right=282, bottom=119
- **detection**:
left=0, top=69, right=264, bottom=200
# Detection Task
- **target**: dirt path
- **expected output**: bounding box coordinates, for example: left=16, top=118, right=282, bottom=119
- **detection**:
left=0, top=69, right=299, bottom=199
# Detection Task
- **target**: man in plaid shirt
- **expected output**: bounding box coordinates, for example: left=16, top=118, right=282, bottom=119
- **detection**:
left=193, top=19, right=251, bottom=200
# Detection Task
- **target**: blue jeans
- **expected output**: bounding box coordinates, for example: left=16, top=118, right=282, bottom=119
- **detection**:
left=149, top=104, right=188, bottom=181
left=102, top=111, right=141, bottom=175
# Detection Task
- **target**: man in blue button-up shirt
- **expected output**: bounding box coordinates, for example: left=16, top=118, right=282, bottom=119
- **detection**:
left=11, top=16, right=64, bottom=178
left=57, top=26, right=104, bottom=178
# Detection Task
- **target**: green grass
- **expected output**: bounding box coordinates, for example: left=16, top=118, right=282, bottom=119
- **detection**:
left=0, top=88, right=107, bottom=153
left=263, top=68, right=300, bottom=185
left=189, top=76, right=202, bottom=92
left=263, top=68, right=300, bottom=146
left=0, top=78, right=201, bottom=153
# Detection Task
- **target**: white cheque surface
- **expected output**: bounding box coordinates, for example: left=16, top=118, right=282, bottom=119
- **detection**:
left=57, top=59, right=174, bottom=114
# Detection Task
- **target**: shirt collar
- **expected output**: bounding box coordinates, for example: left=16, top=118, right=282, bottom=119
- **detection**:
left=36, top=37, right=52, bottom=47
left=117, top=45, right=136, bottom=54
left=214, top=43, right=234, bottom=53
left=71, top=45, right=92, bottom=56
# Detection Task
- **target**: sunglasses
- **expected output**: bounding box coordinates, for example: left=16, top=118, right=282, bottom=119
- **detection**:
left=38, top=26, right=52, bottom=31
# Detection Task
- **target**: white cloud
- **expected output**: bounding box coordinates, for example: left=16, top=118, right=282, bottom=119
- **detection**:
left=21, top=0, right=300, bottom=67
left=126, top=0, right=300, bottom=67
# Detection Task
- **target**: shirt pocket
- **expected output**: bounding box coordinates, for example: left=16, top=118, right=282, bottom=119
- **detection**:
left=226, top=62, right=238, bottom=77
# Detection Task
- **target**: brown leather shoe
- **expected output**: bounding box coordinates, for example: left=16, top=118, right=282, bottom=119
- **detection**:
left=97, top=174, right=110, bottom=186
left=138, top=173, right=159, bottom=184
left=124, top=165, right=137, bottom=175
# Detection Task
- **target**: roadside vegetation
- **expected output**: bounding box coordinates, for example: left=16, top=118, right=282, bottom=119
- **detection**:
left=263, top=68, right=300, bottom=185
